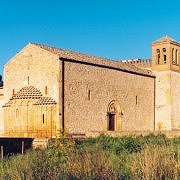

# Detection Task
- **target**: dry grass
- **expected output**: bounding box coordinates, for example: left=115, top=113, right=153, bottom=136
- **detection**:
left=67, top=149, right=116, bottom=179
left=131, top=146, right=179, bottom=179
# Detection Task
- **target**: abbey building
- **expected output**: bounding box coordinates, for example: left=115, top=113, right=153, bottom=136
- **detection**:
left=0, top=36, right=179, bottom=138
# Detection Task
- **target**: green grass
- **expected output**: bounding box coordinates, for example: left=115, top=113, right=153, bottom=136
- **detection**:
left=0, top=133, right=179, bottom=179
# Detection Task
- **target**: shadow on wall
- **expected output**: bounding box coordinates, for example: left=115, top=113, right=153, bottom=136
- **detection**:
left=0, top=138, right=33, bottom=156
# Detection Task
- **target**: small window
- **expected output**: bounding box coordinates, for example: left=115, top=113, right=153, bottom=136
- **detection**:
left=12, top=89, right=15, bottom=95
left=42, top=114, right=45, bottom=124
left=136, top=96, right=138, bottom=105
left=88, top=90, right=91, bottom=100
left=45, top=86, right=48, bottom=95
left=27, top=76, right=30, bottom=85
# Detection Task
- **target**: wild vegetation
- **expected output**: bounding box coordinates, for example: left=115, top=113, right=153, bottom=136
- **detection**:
left=0, top=133, right=179, bottom=179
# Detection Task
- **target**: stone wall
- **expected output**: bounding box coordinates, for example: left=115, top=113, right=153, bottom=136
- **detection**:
left=153, top=70, right=180, bottom=130
left=154, top=71, right=172, bottom=130
left=63, top=60, right=155, bottom=134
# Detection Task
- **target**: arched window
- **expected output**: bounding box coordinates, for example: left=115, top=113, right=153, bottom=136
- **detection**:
left=175, top=50, right=178, bottom=65
left=172, top=48, right=175, bottom=64
left=163, top=48, right=166, bottom=52
left=163, top=48, right=166, bottom=64
left=156, top=49, right=160, bottom=64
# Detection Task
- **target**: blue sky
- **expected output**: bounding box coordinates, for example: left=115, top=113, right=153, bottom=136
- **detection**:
left=0, top=0, right=180, bottom=76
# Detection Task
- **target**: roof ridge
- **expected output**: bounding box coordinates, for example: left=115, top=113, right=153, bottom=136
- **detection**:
left=152, top=35, right=177, bottom=44
left=31, top=42, right=116, bottom=62
left=30, top=42, right=64, bottom=51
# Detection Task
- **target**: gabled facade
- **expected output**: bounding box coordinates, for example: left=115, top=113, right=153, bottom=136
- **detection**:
left=1, top=43, right=61, bottom=137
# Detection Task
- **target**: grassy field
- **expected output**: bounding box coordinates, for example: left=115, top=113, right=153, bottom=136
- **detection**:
left=0, top=133, right=179, bottom=179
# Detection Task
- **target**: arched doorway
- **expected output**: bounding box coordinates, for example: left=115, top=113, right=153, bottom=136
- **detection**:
left=107, top=100, right=122, bottom=131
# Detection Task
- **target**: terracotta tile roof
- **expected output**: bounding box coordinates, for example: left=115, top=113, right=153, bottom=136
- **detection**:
left=34, top=97, right=57, bottom=105
left=11, top=86, right=43, bottom=100
left=3, top=86, right=57, bottom=107
left=31, top=43, right=154, bottom=77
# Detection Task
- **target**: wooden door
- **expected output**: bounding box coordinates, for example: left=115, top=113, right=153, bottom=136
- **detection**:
left=108, top=113, right=115, bottom=131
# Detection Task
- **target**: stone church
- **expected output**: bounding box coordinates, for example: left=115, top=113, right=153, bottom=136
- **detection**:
left=0, top=35, right=179, bottom=138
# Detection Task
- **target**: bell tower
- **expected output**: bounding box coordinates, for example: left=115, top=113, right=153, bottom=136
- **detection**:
left=151, top=36, right=180, bottom=131
left=152, top=35, right=180, bottom=72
